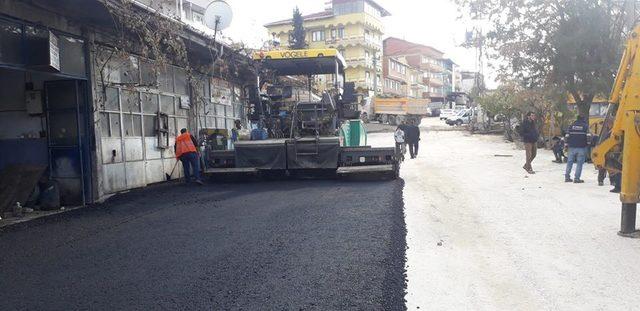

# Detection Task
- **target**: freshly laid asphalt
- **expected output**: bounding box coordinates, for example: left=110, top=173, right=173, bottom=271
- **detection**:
left=0, top=179, right=406, bottom=310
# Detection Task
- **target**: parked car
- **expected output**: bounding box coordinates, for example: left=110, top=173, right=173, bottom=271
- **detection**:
left=439, top=109, right=457, bottom=120
left=446, top=109, right=473, bottom=126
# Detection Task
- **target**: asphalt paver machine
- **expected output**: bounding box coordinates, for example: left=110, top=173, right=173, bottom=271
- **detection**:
left=206, top=49, right=399, bottom=179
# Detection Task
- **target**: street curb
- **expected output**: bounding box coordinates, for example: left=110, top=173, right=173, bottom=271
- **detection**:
left=0, top=181, right=181, bottom=234
left=0, top=205, right=87, bottom=234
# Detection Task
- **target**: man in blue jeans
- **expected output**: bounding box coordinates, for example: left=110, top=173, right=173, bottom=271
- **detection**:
left=565, top=116, right=589, bottom=183
left=175, top=128, right=203, bottom=185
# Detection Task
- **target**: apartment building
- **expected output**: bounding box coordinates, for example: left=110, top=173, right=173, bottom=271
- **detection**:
left=442, top=58, right=460, bottom=96
left=264, top=0, right=390, bottom=94
left=381, top=56, right=428, bottom=99
left=382, top=56, right=409, bottom=97
left=383, top=37, right=446, bottom=103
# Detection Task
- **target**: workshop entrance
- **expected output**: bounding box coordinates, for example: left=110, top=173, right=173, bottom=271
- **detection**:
left=0, top=67, right=92, bottom=213
left=45, top=80, right=91, bottom=205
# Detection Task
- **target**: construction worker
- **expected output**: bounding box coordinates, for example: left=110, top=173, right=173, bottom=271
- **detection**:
left=551, top=136, right=566, bottom=163
left=175, top=128, right=203, bottom=185
left=564, top=115, right=589, bottom=183
left=231, top=120, right=242, bottom=143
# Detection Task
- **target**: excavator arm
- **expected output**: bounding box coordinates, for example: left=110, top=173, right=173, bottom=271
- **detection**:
left=592, top=26, right=640, bottom=236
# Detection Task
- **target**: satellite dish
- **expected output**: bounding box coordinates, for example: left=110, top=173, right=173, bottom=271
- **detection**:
left=204, top=0, right=233, bottom=31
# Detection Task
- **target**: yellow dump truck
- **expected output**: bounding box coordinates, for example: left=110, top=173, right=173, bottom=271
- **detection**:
left=361, top=97, right=430, bottom=125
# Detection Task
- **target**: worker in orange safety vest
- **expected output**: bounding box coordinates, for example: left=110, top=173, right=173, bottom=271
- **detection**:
left=174, top=128, right=203, bottom=185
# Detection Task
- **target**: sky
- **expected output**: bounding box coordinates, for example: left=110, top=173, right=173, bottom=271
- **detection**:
left=201, top=0, right=495, bottom=87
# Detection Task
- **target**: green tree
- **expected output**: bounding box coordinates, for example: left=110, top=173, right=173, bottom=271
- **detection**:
left=477, top=83, right=523, bottom=141
left=478, top=82, right=569, bottom=142
left=456, top=0, right=630, bottom=120
left=289, top=7, right=307, bottom=50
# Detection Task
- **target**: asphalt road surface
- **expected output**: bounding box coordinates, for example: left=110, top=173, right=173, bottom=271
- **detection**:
left=0, top=180, right=406, bottom=310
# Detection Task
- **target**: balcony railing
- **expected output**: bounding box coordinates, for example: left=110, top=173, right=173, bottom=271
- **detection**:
left=421, top=62, right=445, bottom=73
left=345, top=57, right=383, bottom=71
left=423, top=77, right=444, bottom=87
left=346, top=57, right=371, bottom=68
left=326, top=35, right=382, bottom=50
left=426, top=91, right=446, bottom=98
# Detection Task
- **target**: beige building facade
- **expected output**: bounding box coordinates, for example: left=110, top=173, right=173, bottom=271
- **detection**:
left=264, top=0, right=390, bottom=94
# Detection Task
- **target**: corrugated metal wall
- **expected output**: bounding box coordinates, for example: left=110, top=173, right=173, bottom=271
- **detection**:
left=93, top=48, right=245, bottom=195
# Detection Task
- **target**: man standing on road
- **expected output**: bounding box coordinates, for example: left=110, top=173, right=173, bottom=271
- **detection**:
left=175, top=128, right=204, bottom=185
left=521, top=112, right=539, bottom=174
left=404, top=120, right=421, bottom=159
left=564, top=116, right=589, bottom=183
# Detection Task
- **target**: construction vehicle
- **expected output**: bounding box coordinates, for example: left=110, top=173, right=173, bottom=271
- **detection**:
left=360, top=97, right=430, bottom=125
left=592, top=26, right=640, bottom=237
left=205, top=48, right=399, bottom=179
left=568, top=95, right=609, bottom=135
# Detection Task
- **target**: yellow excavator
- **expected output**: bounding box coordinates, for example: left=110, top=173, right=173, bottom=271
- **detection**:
left=592, top=26, right=640, bottom=237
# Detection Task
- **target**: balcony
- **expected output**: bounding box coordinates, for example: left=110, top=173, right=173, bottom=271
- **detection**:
left=421, top=62, right=445, bottom=73
left=354, top=80, right=374, bottom=91
left=411, top=84, right=427, bottom=92
left=429, top=77, right=444, bottom=87
left=426, top=91, right=446, bottom=99
left=326, top=35, right=382, bottom=50
left=410, top=79, right=424, bottom=87
left=422, top=76, right=443, bottom=86
left=345, top=57, right=373, bottom=69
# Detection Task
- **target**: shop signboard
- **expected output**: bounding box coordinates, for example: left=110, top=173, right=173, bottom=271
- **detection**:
left=48, top=31, right=60, bottom=72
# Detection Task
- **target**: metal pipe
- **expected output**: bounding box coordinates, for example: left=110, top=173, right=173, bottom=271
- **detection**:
left=620, top=203, right=638, bottom=235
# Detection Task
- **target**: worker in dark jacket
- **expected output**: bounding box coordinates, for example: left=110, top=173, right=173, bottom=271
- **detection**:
left=551, top=136, right=566, bottom=163
left=402, top=121, right=421, bottom=159
left=564, top=116, right=589, bottom=183
left=521, top=112, right=539, bottom=174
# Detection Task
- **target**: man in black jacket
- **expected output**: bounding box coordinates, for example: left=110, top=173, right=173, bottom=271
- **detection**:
left=521, top=112, right=539, bottom=174
left=401, top=120, right=421, bottom=159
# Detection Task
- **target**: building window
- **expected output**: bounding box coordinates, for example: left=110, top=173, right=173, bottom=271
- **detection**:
left=337, top=27, right=345, bottom=38
left=192, top=12, right=204, bottom=25
left=364, top=2, right=382, bottom=18
left=312, top=30, right=325, bottom=42
left=334, top=1, right=365, bottom=15
left=331, top=29, right=336, bottom=39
